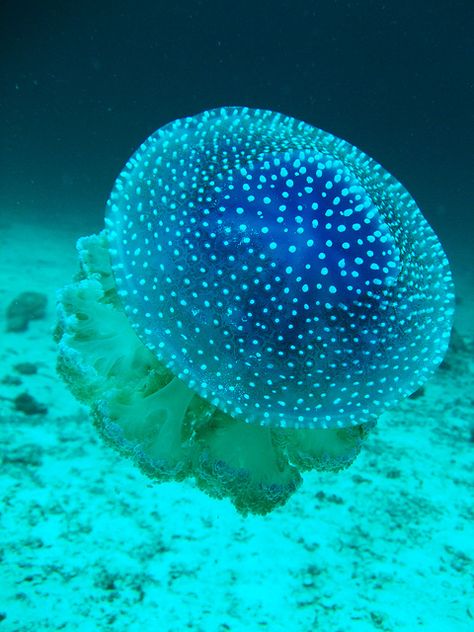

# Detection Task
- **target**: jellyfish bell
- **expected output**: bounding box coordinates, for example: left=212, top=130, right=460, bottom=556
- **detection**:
left=56, top=107, right=454, bottom=515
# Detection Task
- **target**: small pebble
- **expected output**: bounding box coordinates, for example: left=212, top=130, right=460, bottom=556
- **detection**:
left=13, top=393, right=48, bottom=416
left=1, top=375, right=22, bottom=386
left=408, top=386, right=425, bottom=399
left=6, top=291, right=47, bottom=332
left=14, top=362, right=38, bottom=375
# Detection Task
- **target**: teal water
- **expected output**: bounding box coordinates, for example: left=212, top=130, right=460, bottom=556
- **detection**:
left=1, top=2, right=473, bottom=630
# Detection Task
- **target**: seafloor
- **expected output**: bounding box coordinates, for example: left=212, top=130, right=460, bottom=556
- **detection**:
left=1, top=215, right=473, bottom=632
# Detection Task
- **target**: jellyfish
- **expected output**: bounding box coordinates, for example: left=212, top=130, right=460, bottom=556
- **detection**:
left=55, top=107, right=454, bottom=515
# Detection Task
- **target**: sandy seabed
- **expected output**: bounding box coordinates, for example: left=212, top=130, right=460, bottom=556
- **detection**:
left=0, top=214, right=473, bottom=632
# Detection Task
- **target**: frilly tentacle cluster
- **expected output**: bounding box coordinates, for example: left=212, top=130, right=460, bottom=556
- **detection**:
left=55, top=232, right=371, bottom=515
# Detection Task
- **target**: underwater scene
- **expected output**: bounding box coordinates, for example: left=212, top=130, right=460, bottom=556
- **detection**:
left=1, top=2, right=473, bottom=631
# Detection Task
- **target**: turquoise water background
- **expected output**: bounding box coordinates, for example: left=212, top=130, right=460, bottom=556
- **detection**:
left=1, top=2, right=473, bottom=630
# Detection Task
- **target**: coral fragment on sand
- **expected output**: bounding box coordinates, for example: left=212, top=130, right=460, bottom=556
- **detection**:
left=6, top=291, right=47, bottom=332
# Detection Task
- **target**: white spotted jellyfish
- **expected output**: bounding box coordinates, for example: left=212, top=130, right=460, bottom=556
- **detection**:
left=56, top=107, right=454, bottom=515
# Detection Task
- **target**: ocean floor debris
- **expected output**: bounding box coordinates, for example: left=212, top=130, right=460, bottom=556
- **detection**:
left=5, top=291, right=48, bottom=332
